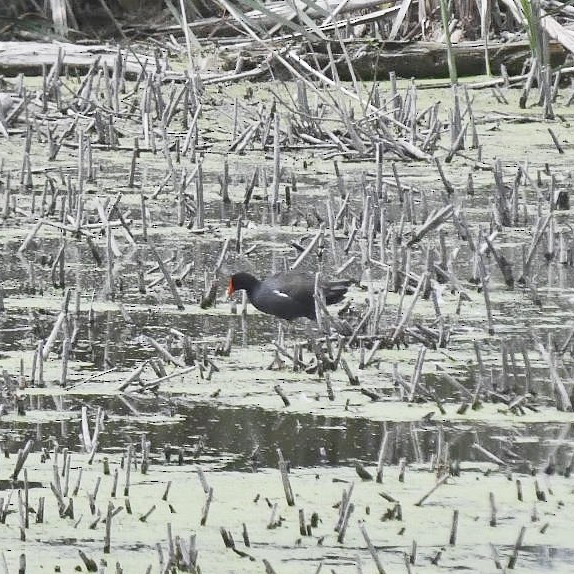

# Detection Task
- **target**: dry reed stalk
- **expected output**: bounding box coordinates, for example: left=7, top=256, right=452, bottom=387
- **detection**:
left=516, top=478, right=523, bottom=501
left=436, top=365, right=473, bottom=400
left=78, top=550, right=97, bottom=572
left=42, top=292, right=70, bottom=360
left=336, top=501, right=354, bottom=543
left=489, top=491, right=497, bottom=527
left=145, top=336, right=185, bottom=368
left=471, top=443, right=506, bottom=466
left=118, top=361, right=148, bottom=391
left=147, top=240, right=185, bottom=310
left=408, top=539, right=417, bottom=565
left=277, top=449, right=295, bottom=506
left=408, top=346, right=427, bottom=402
left=433, top=157, right=455, bottom=197
left=139, top=504, right=156, bottom=523
left=103, top=501, right=114, bottom=554
left=200, top=486, right=214, bottom=526
left=476, top=251, right=495, bottom=335
left=391, top=272, right=428, bottom=343
left=375, top=429, right=388, bottom=483
left=197, top=468, right=209, bottom=494
left=536, top=342, right=572, bottom=411
left=507, top=526, right=527, bottom=569
left=271, top=111, right=281, bottom=209
left=140, top=365, right=197, bottom=391
left=414, top=473, right=449, bottom=506
left=359, top=523, right=386, bottom=574
left=290, top=226, right=324, bottom=270
left=123, top=445, right=133, bottom=497
left=17, top=488, right=25, bottom=540
left=273, top=384, right=290, bottom=406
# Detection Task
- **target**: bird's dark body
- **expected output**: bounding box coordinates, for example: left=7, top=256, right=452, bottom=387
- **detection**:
left=229, top=271, right=351, bottom=320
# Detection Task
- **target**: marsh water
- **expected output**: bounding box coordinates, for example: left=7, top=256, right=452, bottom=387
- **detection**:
left=1, top=73, right=574, bottom=572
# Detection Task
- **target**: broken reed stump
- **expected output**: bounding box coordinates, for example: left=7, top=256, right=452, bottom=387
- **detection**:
left=277, top=449, right=295, bottom=506
left=359, top=522, right=386, bottom=574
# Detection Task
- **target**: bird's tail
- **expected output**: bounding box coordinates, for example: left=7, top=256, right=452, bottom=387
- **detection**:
left=324, top=279, right=353, bottom=305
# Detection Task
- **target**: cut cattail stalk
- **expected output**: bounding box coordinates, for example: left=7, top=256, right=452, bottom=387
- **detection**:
left=516, top=479, right=523, bottom=502
left=195, top=163, right=205, bottom=229
left=507, top=526, right=526, bottom=569
left=104, top=501, right=113, bottom=553
left=273, top=385, right=290, bottom=407
left=340, top=358, right=359, bottom=385
left=197, top=468, right=209, bottom=494
left=200, top=486, right=213, bottom=526
left=277, top=449, right=295, bottom=506
left=118, top=361, right=148, bottom=391
left=471, top=443, right=506, bottom=466
left=486, top=542, right=502, bottom=569
left=359, top=523, right=386, bottom=574
left=410, top=540, right=417, bottom=564
left=414, top=474, right=449, bottom=506
left=536, top=342, right=572, bottom=411
left=448, top=509, right=459, bottom=545
left=434, top=157, right=454, bottom=197
left=214, top=238, right=230, bottom=274
left=520, top=214, right=551, bottom=281
left=290, top=226, right=324, bottom=270
left=241, top=522, right=250, bottom=547
left=124, top=445, right=132, bottom=496
left=111, top=469, right=118, bottom=497
left=78, top=550, right=97, bottom=572
left=220, top=157, right=230, bottom=203
left=162, top=481, right=172, bottom=502
left=489, top=492, right=497, bottom=526
left=335, top=483, right=354, bottom=533
left=36, top=497, right=44, bottom=523
left=42, top=310, right=67, bottom=360
left=477, top=252, right=494, bottom=335
left=60, top=338, right=70, bottom=387
left=375, top=430, right=388, bottom=483
left=547, top=128, right=564, bottom=154
left=145, top=336, right=185, bottom=368
left=408, top=346, right=427, bottom=402
left=298, top=509, right=307, bottom=536
left=17, top=490, right=25, bottom=541
left=391, top=272, right=428, bottom=343
left=407, top=204, right=453, bottom=247
left=138, top=504, right=156, bottom=522
left=436, top=365, right=473, bottom=399
left=12, top=440, right=33, bottom=481
left=271, top=111, right=280, bottom=210
left=398, top=458, right=406, bottom=482
left=200, top=279, right=218, bottom=310
left=534, top=479, right=546, bottom=501
left=140, top=366, right=196, bottom=390
left=337, top=501, right=354, bottom=543
left=147, top=240, right=185, bottom=310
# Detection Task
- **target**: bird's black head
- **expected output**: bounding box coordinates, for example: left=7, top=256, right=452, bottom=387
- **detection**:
left=227, top=272, right=260, bottom=296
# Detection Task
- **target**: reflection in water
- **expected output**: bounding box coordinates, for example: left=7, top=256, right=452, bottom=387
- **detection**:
left=0, top=398, right=570, bottom=474
left=0, top=303, right=317, bottom=370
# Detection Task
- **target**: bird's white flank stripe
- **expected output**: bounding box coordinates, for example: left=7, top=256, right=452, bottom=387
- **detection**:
left=272, top=289, right=290, bottom=298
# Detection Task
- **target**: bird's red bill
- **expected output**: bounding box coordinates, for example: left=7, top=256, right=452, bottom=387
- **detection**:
left=227, top=278, right=235, bottom=296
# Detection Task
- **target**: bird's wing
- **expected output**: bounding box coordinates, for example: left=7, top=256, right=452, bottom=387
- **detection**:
left=266, top=272, right=316, bottom=303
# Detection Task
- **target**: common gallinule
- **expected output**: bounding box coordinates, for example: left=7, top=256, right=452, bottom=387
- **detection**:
left=227, top=271, right=351, bottom=320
